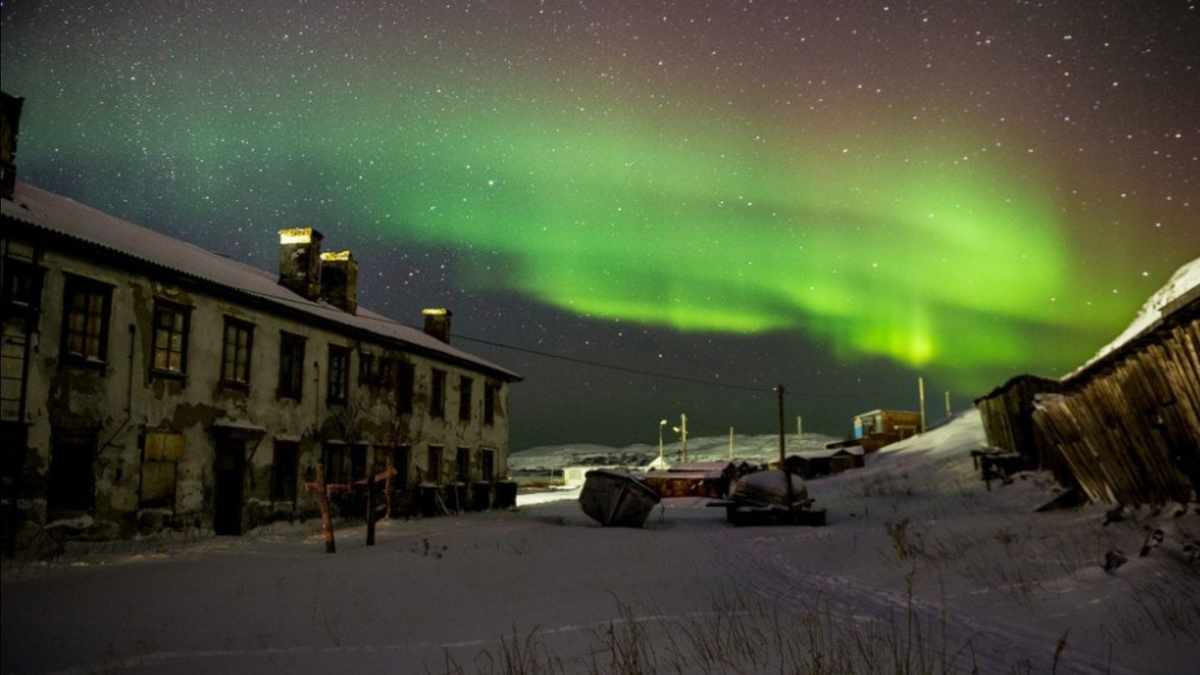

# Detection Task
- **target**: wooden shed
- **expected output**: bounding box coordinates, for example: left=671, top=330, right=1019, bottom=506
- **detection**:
left=974, top=375, right=1064, bottom=475
left=851, top=409, right=922, bottom=451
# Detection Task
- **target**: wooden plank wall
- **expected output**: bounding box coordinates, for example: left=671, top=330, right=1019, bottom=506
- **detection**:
left=976, top=376, right=1061, bottom=469
left=1033, top=309, right=1200, bottom=506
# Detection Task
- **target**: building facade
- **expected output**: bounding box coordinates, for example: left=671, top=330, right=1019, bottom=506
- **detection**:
left=0, top=93, right=520, bottom=549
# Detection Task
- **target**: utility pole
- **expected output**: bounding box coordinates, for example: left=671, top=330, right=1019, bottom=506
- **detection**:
left=778, top=384, right=794, bottom=519
left=675, top=413, right=688, bottom=462
left=945, top=391, right=952, bottom=419
left=796, top=415, right=803, bottom=451
left=918, top=376, right=927, bottom=433
left=728, top=426, right=734, bottom=460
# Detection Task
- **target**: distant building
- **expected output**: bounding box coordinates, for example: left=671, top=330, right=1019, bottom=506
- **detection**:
left=846, top=409, right=921, bottom=452
left=0, top=93, right=521, bottom=550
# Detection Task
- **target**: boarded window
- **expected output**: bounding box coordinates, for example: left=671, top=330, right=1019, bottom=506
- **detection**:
left=277, top=332, right=305, bottom=400
left=430, top=369, right=447, bottom=418
left=272, top=441, right=299, bottom=503
left=141, top=431, right=184, bottom=509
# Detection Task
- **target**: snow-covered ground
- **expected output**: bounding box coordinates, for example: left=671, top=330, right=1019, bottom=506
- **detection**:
left=3, top=410, right=1198, bottom=674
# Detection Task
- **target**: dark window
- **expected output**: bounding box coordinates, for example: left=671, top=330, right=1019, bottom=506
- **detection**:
left=359, top=352, right=374, bottom=386
left=456, top=447, right=470, bottom=483
left=322, top=443, right=348, bottom=485
left=481, top=449, right=496, bottom=482
left=61, top=276, right=113, bottom=363
left=151, top=300, right=190, bottom=376
left=430, top=369, right=447, bottom=418
left=272, top=441, right=299, bottom=503
left=397, top=362, right=415, bottom=414
left=459, top=376, right=473, bottom=422
left=220, top=317, right=254, bottom=386
left=393, top=445, right=411, bottom=488
left=378, top=357, right=396, bottom=390
left=278, top=332, right=306, bottom=400
left=2, top=258, right=44, bottom=311
left=351, top=444, right=368, bottom=483
left=484, top=383, right=497, bottom=425
left=426, top=445, right=443, bottom=483
left=48, top=431, right=96, bottom=511
left=327, top=345, right=350, bottom=404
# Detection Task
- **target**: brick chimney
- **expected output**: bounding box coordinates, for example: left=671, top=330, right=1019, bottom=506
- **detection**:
left=278, top=228, right=323, bottom=300
left=319, top=251, right=358, bottom=315
left=422, top=308, right=452, bottom=343
left=1, top=91, right=24, bottom=200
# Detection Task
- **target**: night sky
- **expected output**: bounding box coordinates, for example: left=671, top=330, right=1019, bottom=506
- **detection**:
left=2, top=1, right=1197, bottom=449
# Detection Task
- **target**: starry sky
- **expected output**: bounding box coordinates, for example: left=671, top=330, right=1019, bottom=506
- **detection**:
left=2, top=0, right=1197, bottom=449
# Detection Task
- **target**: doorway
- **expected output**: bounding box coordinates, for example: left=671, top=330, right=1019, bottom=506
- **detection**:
left=213, top=439, right=245, bottom=535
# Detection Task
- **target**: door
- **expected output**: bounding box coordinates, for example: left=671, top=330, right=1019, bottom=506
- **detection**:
left=213, top=439, right=245, bottom=535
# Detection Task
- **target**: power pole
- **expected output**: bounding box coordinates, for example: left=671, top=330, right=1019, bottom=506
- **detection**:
left=679, top=413, right=688, bottom=462
left=728, top=426, right=734, bottom=460
left=796, top=415, right=803, bottom=451
left=945, top=390, right=952, bottom=419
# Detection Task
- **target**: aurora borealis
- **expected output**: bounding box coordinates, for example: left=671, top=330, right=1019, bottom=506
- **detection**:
left=2, top=1, right=1197, bottom=447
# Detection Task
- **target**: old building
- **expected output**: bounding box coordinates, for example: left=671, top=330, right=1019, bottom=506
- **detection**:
left=0, top=92, right=520, bottom=549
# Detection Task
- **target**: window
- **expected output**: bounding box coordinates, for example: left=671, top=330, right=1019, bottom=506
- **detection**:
left=327, top=345, right=350, bottom=404
left=277, top=332, right=305, bottom=400
left=272, top=441, right=299, bottom=503
left=141, top=431, right=184, bottom=509
left=151, top=300, right=190, bottom=376
left=220, top=317, right=254, bottom=386
left=430, top=368, right=447, bottom=418
left=484, top=383, right=497, bottom=425
left=378, top=357, right=396, bottom=390
left=393, top=445, right=411, bottom=488
left=397, top=362, right=415, bottom=414
left=456, top=447, right=470, bottom=483
left=351, top=444, right=368, bottom=483
left=2, top=258, right=43, bottom=311
left=61, top=275, right=113, bottom=364
left=322, top=442, right=348, bottom=485
left=359, top=352, right=374, bottom=385
left=426, top=445, right=443, bottom=483
left=48, top=430, right=96, bottom=512
left=481, top=448, right=496, bottom=482
left=459, top=376, right=473, bottom=422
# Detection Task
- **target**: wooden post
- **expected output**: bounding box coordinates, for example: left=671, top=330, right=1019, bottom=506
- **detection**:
left=918, top=376, right=927, bottom=433
left=728, top=426, right=734, bottom=460
left=680, top=413, right=688, bottom=462
left=797, top=415, right=803, bottom=451
left=945, top=390, right=952, bottom=419
left=384, top=449, right=394, bottom=520
left=366, top=470, right=376, bottom=546
left=316, top=463, right=336, bottom=553
left=778, top=384, right=795, bottom=519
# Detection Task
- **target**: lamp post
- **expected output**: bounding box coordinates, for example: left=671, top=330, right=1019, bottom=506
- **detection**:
left=658, top=419, right=668, bottom=468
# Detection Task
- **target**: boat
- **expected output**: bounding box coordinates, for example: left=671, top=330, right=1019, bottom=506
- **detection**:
left=579, top=469, right=661, bottom=527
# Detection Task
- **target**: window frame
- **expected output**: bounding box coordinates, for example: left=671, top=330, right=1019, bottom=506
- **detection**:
left=458, top=376, right=473, bottom=422
left=60, top=274, right=114, bottom=367
left=277, top=331, right=306, bottom=401
left=396, top=361, right=415, bottom=415
left=2, top=257, right=44, bottom=313
left=327, top=344, right=351, bottom=404
left=219, top=316, right=255, bottom=388
left=484, top=382, right=497, bottom=426
left=430, top=368, right=447, bottom=418
left=150, top=299, right=191, bottom=379
left=426, top=445, right=443, bottom=484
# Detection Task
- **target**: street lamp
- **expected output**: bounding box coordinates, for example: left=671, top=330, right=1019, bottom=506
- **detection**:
left=658, top=419, right=668, bottom=468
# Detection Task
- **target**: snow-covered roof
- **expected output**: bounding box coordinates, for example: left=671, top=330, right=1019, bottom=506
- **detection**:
left=1068, top=256, right=1200, bottom=380
left=1, top=182, right=520, bottom=381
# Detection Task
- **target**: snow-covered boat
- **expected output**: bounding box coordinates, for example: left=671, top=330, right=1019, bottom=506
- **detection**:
left=579, top=469, right=661, bottom=527
left=708, top=470, right=826, bottom=526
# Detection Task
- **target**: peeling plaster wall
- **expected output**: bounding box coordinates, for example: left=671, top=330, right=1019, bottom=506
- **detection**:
left=2, top=231, right=513, bottom=546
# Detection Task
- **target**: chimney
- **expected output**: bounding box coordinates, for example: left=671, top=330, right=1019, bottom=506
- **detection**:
left=1, top=91, right=24, bottom=200
left=422, top=308, right=452, bottom=343
left=319, top=251, right=358, bottom=314
left=278, top=228, right=323, bottom=300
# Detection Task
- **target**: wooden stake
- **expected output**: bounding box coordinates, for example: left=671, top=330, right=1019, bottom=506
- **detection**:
left=778, top=384, right=794, bottom=519
left=918, top=376, right=927, bottom=433
left=316, top=463, right=336, bottom=553
left=366, top=470, right=376, bottom=546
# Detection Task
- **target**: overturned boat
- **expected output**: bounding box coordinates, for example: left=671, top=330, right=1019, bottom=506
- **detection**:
left=579, top=469, right=661, bottom=527
left=709, top=470, right=826, bottom=526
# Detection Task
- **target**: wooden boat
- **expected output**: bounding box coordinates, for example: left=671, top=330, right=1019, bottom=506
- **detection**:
left=579, top=469, right=661, bottom=527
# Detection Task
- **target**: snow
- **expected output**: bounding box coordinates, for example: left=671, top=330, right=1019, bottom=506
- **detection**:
left=1072, top=255, right=1200, bottom=378
left=4, top=411, right=1198, bottom=674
